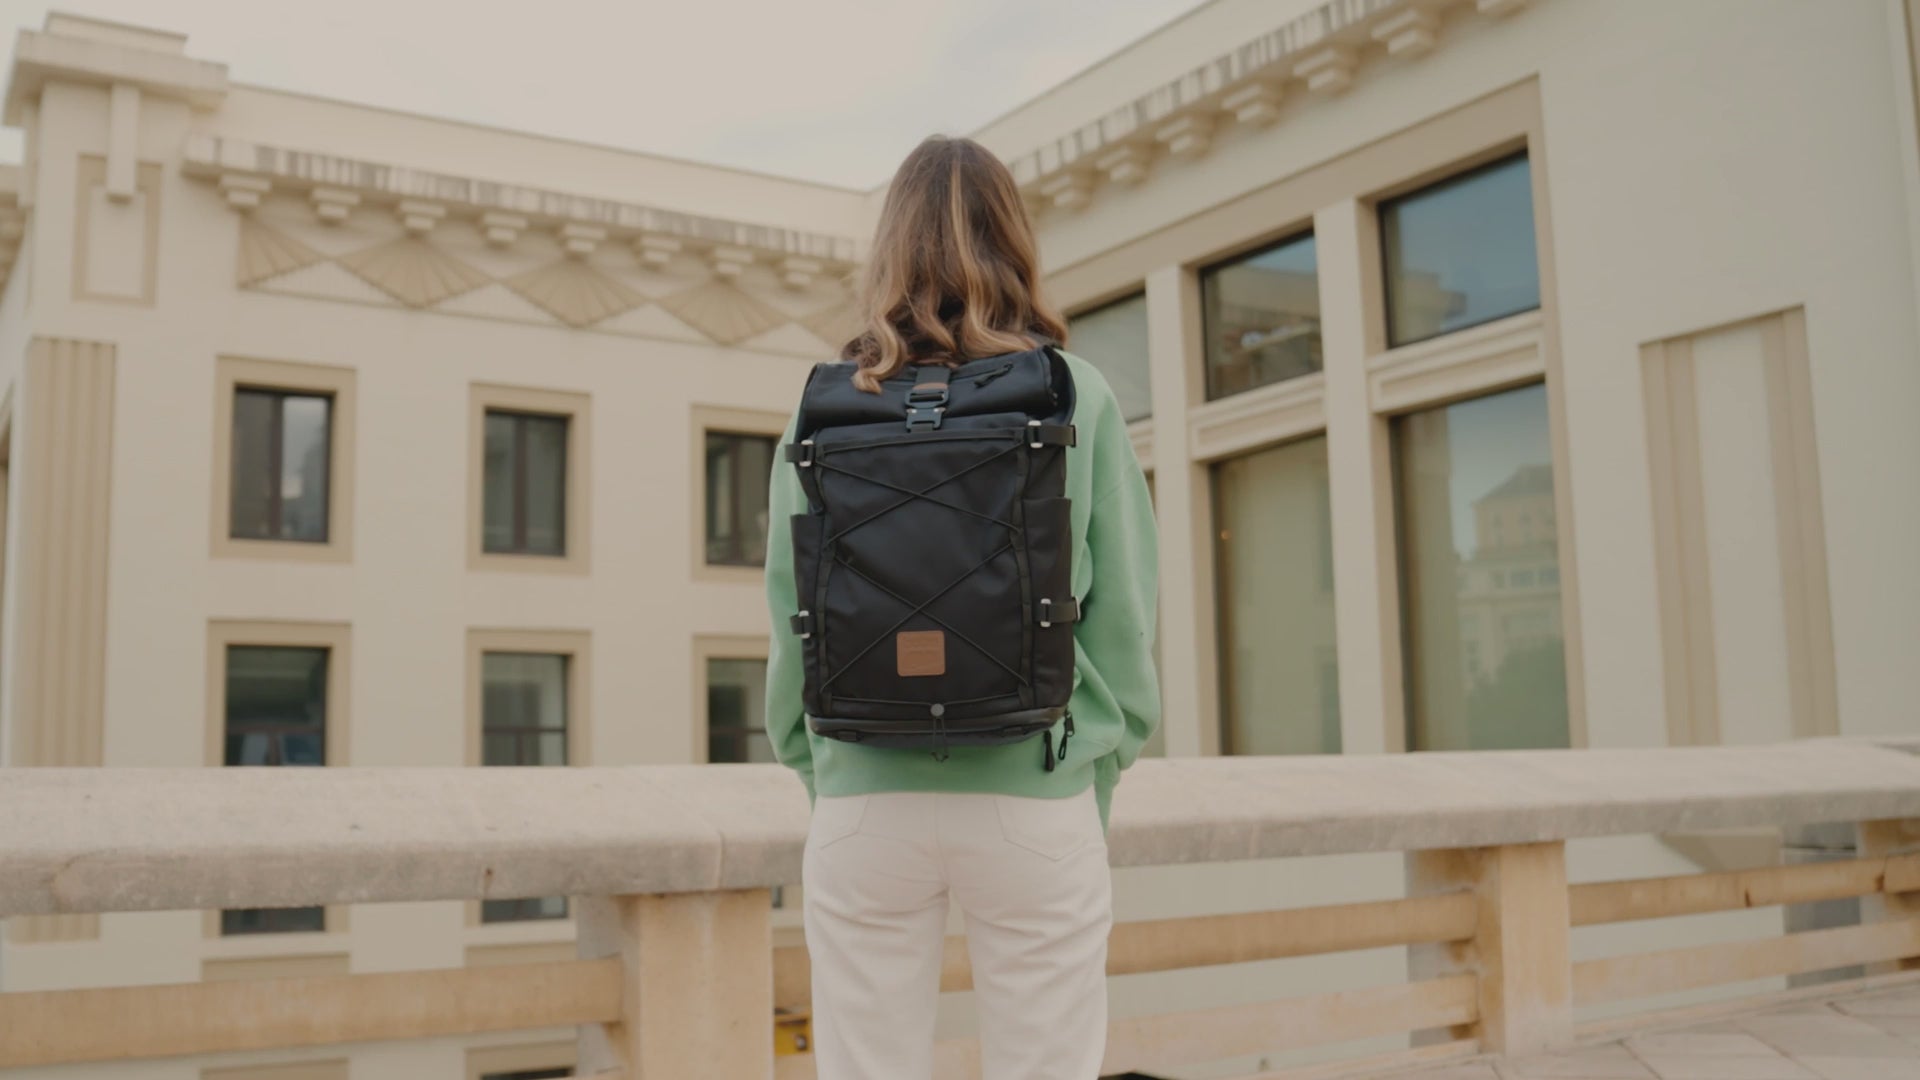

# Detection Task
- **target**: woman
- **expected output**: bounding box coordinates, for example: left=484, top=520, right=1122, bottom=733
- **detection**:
left=763, top=134, right=1161, bottom=1080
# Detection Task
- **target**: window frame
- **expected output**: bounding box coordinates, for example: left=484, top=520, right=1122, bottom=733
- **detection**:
left=1378, top=150, right=1540, bottom=350
left=690, top=406, right=788, bottom=582
left=212, top=356, right=356, bottom=563
left=202, top=619, right=352, bottom=941
left=693, top=634, right=771, bottom=765
left=1197, top=229, right=1324, bottom=402
left=482, top=409, right=571, bottom=558
left=469, top=383, right=591, bottom=575
left=1065, top=289, right=1156, bottom=423
left=466, top=628, right=591, bottom=929
left=703, top=429, right=779, bottom=568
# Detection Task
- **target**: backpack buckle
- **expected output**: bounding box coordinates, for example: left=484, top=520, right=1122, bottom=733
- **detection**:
left=905, top=388, right=947, bottom=431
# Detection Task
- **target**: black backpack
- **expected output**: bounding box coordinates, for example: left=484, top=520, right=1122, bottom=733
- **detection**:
left=783, top=345, right=1079, bottom=770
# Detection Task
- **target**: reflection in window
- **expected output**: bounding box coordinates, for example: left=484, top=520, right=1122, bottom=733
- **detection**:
left=1213, top=436, right=1340, bottom=754
left=481, top=651, right=570, bottom=923
left=705, top=433, right=776, bottom=566
left=1201, top=232, right=1322, bottom=400
left=708, top=658, right=773, bottom=764
left=1395, top=383, right=1568, bottom=751
left=222, top=645, right=328, bottom=935
left=1382, top=153, right=1540, bottom=347
left=1067, top=293, right=1152, bottom=422
left=483, top=410, right=569, bottom=556
left=231, top=389, right=331, bottom=542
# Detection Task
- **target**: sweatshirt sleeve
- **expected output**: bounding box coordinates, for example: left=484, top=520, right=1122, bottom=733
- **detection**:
left=1077, top=399, right=1162, bottom=774
left=762, top=406, right=816, bottom=805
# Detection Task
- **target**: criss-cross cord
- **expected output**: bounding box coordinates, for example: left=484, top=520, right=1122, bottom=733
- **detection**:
left=830, top=552, right=1031, bottom=685
left=817, top=542, right=1014, bottom=693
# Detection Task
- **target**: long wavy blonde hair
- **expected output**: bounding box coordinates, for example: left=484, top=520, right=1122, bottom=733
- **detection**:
left=842, top=135, right=1069, bottom=392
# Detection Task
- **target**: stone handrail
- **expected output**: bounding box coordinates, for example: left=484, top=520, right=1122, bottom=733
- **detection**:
left=6, top=742, right=1920, bottom=917
left=5, top=741, right=1920, bottom=1078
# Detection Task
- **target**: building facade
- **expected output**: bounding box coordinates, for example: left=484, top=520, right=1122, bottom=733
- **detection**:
left=1, top=0, right=1918, bottom=1077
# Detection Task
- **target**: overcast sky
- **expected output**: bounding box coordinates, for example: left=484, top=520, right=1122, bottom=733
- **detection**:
left=0, top=0, right=1214, bottom=188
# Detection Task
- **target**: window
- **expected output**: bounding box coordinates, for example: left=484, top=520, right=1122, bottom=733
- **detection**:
left=222, top=644, right=329, bottom=935
left=482, top=653, right=569, bottom=767
left=1200, top=231, right=1322, bottom=400
left=705, top=432, right=776, bottom=566
left=1212, top=436, right=1340, bottom=755
left=708, top=657, right=773, bottom=764
left=470, top=632, right=586, bottom=925
left=231, top=389, right=331, bottom=543
left=213, top=357, right=355, bottom=561
left=1381, top=152, right=1540, bottom=347
left=483, top=410, right=569, bottom=556
left=1394, top=383, right=1567, bottom=751
left=470, top=385, right=589, bottom=573
left=1067, top=293, right=1152, bottom=422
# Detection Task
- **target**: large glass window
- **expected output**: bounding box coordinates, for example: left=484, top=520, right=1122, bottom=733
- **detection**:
left=1067, top=293, right=1152, bottom=422
left=1394, top=383, right=1567, bottom=751
left=222, top=645, right=328, bottom=935
left=481, top=651, right=570, bottom=923
left=1200, top=232, right=1321, bottom=400
left=1213, top=436, right=1340, bottom=755
left=705, top=432, right=776, bottom=567
left=231, top=389, right=331, bottom=543
left=483, top=410, right=569, bottom=556
left=1381, top=153, right=1540, bottom=347
left=708, top=657, right=772, bottom=764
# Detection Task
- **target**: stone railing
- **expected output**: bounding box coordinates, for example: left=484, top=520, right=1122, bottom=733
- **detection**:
left=2, top=740, right=1919, bottom=1077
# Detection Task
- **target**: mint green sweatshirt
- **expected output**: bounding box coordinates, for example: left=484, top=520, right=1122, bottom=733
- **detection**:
left=761, top=351, right=1161, bottom=835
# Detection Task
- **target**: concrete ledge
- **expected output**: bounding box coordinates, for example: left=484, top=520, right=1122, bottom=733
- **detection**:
left=2, top=742, right=1918, bottom=916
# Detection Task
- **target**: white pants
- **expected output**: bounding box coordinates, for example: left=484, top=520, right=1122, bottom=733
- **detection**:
left=801, top=787, right=1113, bottom=1080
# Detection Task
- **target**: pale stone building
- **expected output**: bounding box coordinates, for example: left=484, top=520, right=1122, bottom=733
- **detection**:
left=1, top=0, right=1917, bottom=1077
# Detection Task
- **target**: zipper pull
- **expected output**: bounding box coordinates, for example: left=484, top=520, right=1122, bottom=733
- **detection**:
left=973, top=361, right=1015, bottom=388
left=1041, top=729, right=1055, bottom=772
left=1057, top=712, right=1073, bottom=762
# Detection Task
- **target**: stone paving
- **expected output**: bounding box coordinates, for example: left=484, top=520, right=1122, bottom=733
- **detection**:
left=1390, top=982, right=1920, bottom=1080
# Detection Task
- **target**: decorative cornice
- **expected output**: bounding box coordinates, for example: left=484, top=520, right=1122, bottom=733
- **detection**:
left=181, top=135, right=859, bottom=266
left=1008, top=0, right=1537, bottom=214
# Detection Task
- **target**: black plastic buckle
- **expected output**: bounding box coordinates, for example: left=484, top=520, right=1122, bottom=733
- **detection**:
left=905, top=384, right=948, bottom=431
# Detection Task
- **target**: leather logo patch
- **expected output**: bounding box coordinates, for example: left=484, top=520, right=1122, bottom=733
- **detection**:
left=896, top=631, right=946, bottom=677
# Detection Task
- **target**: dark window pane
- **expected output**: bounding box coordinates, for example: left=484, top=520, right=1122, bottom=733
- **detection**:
left=1382, top=153, right=1540, bottom=347
left=707, top=657, right=771, bottom=764
left=1067, top=293, right=1152, bottom=421
left=1394, top=383, right=1568, bottom=751
left=521, top=416, right=568, bottom=555
left=483, top=1068, right=571, bottom=1080
left=231, top=389, right=330, bottom=543
left=223, top=644, right=329, bottom=933
left=220, top=906, right=326, bottom=936
left=705, top=433, right=775, bottom=566
left=482, top=412, right=518, bottom=552
left=481, top=896, right=569, bottom=924
left=1201, top=232, right=1321, bottom=400
left=1213, top=436, right=1341, bottom=755
left=483, top=410, right=569, bottom=556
